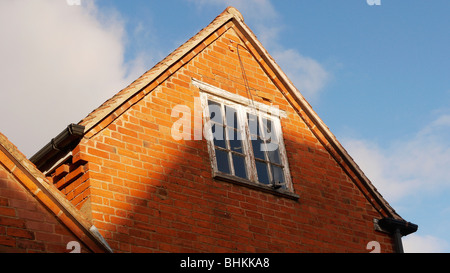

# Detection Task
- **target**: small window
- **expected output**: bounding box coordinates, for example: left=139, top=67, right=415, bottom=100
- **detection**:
left=197, top=80, right=293, bottom=193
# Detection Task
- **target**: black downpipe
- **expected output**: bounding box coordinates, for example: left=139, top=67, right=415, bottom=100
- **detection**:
left=378, top=217, right=418, bottom=253
left=393, top=228, right=404, bottom=253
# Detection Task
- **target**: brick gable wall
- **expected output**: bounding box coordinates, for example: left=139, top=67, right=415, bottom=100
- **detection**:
left=44, top=23, right=395, bottom=253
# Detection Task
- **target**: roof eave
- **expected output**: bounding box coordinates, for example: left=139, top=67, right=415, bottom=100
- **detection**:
left=79, top=7, right=240, bottom=135
left=29, top=123, right=85, bottom=172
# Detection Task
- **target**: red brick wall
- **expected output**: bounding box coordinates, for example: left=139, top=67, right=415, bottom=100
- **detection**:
left=57, top=24, right=395, bottom=252
left=0, top=165, right=90, bottom=253
left=47, top=146, right=91, bottom=214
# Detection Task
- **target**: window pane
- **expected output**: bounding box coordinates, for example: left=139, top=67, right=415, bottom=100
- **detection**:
left=252, top=137, right=266, bottom=160
left=247, top=113, right=259, bottom=137
left=255, top=161, right=269, bottom=185
left=271, top=165, right=285, bottom=186
left=261, top=118, right=278, bottom=143
left=225, top=105, right=239, bottom=129
left=232, top=154, right=247, bottom=179
left=261, top=118, right=272, bottom=134
left=208, top=100, right=223, bottom=124
left=267, top=146, right=281, bottom=164
left=215, top=149, right=230, bottom=174
left=212, top=124, right=226, bottom=149
left=228, top=127, right=243, bottom=153
left=252, top=138, right=265, bottom=160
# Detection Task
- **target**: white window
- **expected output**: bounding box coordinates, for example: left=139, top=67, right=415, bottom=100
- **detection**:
left=194, top=79, right=294, bottom=195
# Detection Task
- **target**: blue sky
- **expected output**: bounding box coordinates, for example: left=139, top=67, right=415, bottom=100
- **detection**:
left=0, top=0, right=449, bottom=252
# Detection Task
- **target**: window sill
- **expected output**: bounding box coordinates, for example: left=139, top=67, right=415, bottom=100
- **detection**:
left=213, top=173, right=299, bottom=201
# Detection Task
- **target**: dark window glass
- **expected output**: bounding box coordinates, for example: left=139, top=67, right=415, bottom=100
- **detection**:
left=208, top=100, right=223, bottom=124
left=261, top=118, right=272, bottom=134
left=232, top=154, right=247, bottom=179
left=215, top=149, right=230, bottom=174
left=255, top=161, right=269, bottom=185
left=247, top=113, right=260, bottom=137
left=212, top=124, right=226, bottom=149
left=228, top=128, right=243, bottom=153
left=225, top=105, right=239, bottom=129
left=252, top=137, right=266, bottom=160
left=261, top=118, right=277, bottom=143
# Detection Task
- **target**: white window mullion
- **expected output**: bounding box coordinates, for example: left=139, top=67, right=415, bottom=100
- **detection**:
left=221, top=103, right=236, bottom=176
left=238, top=105, right=256, bottom=182
left=274, top=119, right=292, bottom=191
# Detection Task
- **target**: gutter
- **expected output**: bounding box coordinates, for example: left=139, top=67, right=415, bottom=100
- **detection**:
left=30, top=124, right=85, bottom=172
left=378, top=217, right=418, bottom=253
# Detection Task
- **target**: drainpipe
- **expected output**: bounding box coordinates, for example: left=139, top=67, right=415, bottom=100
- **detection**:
left=393, top=228, right=404, bottom=253
left=378, top=217, right=418, bottom=253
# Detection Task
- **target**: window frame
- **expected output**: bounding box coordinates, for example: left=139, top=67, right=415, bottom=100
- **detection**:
left=194, top=79, right=298, bottom=199
left=205, top=97, right=252, bottom=180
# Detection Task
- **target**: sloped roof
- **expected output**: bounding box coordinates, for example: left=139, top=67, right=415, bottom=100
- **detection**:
left=0, top=132, right=113, bottom=253
left=78, top=8, right=246, bottom=135
left=74, top=6, right=402, bottom=221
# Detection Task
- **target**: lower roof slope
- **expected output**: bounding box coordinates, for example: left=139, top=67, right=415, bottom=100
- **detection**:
left=0, top=132, right=113, bottom=253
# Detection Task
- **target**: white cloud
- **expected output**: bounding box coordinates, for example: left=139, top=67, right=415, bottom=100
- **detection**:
left=272, top=49, right=329, bottom=100
left=403, top=234, right=448, bottom=253
left=342, top=117, right=450, bottom=253
left=187, top=0, right=330, bottom=100
left=0, top=0, right=147, bottom=157
left=342, top=114, right=450, bottom=202
left=0, top=0, right=328, bottom=158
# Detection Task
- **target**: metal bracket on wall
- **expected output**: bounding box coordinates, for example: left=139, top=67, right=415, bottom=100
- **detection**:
left=373, top=218, right=390, bottom=233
